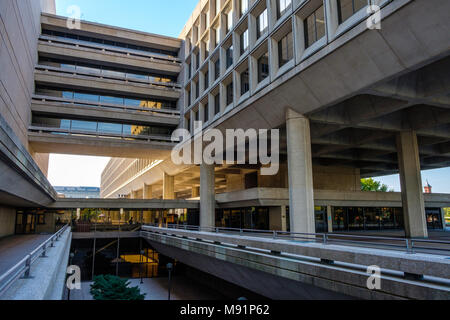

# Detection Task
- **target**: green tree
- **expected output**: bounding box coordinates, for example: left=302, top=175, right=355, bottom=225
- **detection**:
left=90, top=275, right=146, bottom=300
left=361, top=178, right=393, bottom=192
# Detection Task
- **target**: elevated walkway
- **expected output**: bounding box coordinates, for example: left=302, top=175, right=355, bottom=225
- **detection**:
left=0, top=226, right=71, bottom=300
left=142, top=225, right=450, bottom=300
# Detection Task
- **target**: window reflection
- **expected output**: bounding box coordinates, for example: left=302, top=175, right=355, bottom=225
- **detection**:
left=36, top=86, right=176, bottom=110
left=32, top=116, right=173, bottom=137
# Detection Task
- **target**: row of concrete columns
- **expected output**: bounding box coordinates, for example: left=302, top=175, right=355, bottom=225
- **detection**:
left=198, top=108, right=430, bottom=238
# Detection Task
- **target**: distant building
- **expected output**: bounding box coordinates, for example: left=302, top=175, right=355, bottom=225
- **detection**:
left=54, top=187, right=100, bottom=199
left=424, top=181, right=433, bottom=194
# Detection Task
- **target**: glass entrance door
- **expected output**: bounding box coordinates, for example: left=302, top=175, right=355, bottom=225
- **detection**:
left=15, top=211, right=36, bottom=234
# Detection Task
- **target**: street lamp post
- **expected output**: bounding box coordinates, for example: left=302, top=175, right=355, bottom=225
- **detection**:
left=167, top=263, right=173, bottom=300
left=140, top=249, right=145, bottom=284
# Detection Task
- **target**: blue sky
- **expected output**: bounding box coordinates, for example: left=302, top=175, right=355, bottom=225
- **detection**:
left=48, top=0, right=450, bottom=193
left=55, top=0, right=199, bottom=38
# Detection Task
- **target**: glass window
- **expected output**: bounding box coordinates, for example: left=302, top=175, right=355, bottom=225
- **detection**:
left=196, top=52, right=200, bottom=70
left=240, top=0, right=248, bottom=17
left=216, top=0, right=221, bottom=16
left=100, top=95, right=124, bottom=105
left=226, top=45, right=233, bottom=68
left=195, top=81, right=199, bottom=99
left=278, top=31, right=293, bottom=67
left=62, top=91, right=74, bottom=99
left=227, top=10, right=233, bottom=33
left=204, top=70, right=209, bottom=89
left=337, top=0, right=367, bottom=24
left=257, top=9, right=268, bottom=39
left=98, top=122, right=123, bottom=134
left=226, top=82, right=233, bottom=105
left=204, top=103, right=209, bottom=123
left=215, top=27, right=221, bottom=46
left=214, top=93, right=220, bottom=114
left=257, top=52, right=269, bottom=83
left=204, top=41, right=209, bottom=59
left=277, top=0, right=292, bottom=19
left=304, top=5, right=325, bottom=48
left=240, top=29, right=249, bottom=54
left=240, top=69, right=249, bottom=95
left=74, top=92, right=99, bottom=102
left=71, top=120, right=97, bottom=132
left=214, top=59, right=221, bottom=79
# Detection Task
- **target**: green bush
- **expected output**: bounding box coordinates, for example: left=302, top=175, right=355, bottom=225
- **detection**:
left=90, top=275, right=146, bottom=300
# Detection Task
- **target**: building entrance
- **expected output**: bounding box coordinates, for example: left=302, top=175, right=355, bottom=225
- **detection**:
left=15, top=211, right=36, bottom=234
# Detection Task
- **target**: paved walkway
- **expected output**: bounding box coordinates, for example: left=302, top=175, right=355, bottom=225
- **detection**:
left=0, top=234, right=52, bottom=275
left=69, top=277, right=226, bottom=300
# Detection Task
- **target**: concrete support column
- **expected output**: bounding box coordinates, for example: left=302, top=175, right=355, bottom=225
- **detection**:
left=441, top=208, right=447, bottom=231
left=163, top=173, right=175, bottom=200
left=192, top=186, right=200, bottom=198
left=143, top=184, right=152, bottom=199
left=327, top=205, right=333, bottom=233
left=200, top=163, right=215, bottom=229
left=397, top=130, right=428, bottom=238
left=286, top=109, right=315, bottom=234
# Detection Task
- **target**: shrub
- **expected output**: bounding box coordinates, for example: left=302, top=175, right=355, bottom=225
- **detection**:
left=90, top=275, right=146, bottom=300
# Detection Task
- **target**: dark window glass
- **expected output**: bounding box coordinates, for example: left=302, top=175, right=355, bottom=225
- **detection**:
left=204, top=71, right=209, bottom=89
left=278, top=31, right=293, bottom=67
left=214, top=93, right=220, bottom=114
left=195, top=82, right=199, bottom=99
left=304, top=5, right=325, bottom=48
left=214, top=59, right=221, bottom=79
left=204, top=103, right=209, bottom=123
left=240, top=69, right=249, bottom=95
left=337, top=0, right=367, bottom=24
left=226, top=82, right=233, bottom=105
left=226, top=46, right=233, bottom=68
left=196, top=52, right=200, bottom=70
left=257, top=53, right=269, bottom=83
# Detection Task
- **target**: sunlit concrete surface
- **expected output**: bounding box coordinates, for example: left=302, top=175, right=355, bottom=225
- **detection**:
left=0, top=235, right=51, bottom=274
left=0, top=228, right=71, bottom=300
left=68, top=277, right=226, bottom=300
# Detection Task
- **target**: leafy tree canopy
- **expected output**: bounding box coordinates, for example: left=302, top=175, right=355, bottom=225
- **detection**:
left=90, top=275, right=146, bottom=300
left=361, top=178, right=393, bottom=192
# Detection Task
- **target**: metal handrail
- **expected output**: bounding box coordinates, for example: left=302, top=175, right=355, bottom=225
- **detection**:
left=0, top=225, right=70, bottom=297
left=35, top=66, right=181, bottom=91
left=39, top=35, right=181, bottom=64
left=142, top=223, right=450, bottom=255
left=28, top=126, right=178, bottom=144
left=32, top=95, right=180, bottom=117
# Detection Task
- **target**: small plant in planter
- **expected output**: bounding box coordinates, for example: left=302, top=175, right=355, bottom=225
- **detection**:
left=90, top=275, right=146, bottom=300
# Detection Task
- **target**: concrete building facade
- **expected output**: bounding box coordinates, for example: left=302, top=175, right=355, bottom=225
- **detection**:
left=0, top=0, right=449, bottom=240
left=101, top=0, right=450, bottom=238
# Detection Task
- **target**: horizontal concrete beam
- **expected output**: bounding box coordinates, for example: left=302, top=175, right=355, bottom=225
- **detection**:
left=35, top=71, right=180, bottom=100
left=28, top=132, right=174, bottom=158
left=49, top=198, right=200, bottom=209
left=41, top=13, right=182, bottom=51
left=38, top=40, right=181, bottom=75
left=31, top=100, right=180, bottom=126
